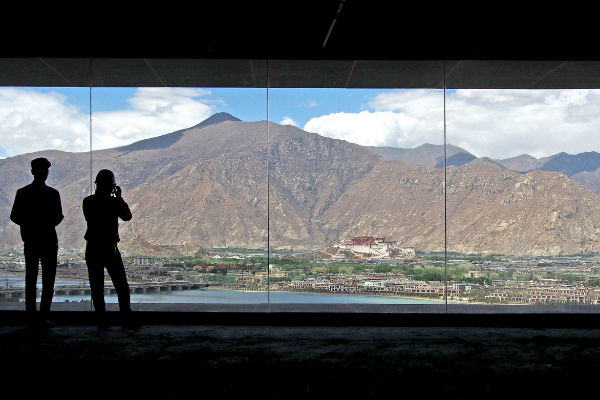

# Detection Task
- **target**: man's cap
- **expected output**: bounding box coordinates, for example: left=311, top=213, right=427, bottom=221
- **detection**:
left=94, top=169, right=116, bottom=186
left=31, top=157, right=51, bottom=170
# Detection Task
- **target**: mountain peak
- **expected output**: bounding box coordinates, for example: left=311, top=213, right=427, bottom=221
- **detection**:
left=191, top=113, right=241, bottom=130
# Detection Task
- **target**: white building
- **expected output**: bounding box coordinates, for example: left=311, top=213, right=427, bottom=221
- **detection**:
left=332, top=235, right=416, bottom=260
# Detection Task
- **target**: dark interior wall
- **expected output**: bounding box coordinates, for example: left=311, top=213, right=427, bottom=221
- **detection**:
left=2, top=59, right=600, bottom=90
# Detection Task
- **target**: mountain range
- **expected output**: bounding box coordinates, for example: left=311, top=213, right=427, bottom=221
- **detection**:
left=369, top=143, right=600, bottom=197
left=1, top=112, right=600, bottom=256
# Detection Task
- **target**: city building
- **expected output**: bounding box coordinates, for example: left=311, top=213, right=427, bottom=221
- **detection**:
left=135, top=257, right=155, bottom=266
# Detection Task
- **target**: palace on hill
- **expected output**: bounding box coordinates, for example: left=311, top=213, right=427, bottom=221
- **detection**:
left=331, top=235, right=417, bottom=260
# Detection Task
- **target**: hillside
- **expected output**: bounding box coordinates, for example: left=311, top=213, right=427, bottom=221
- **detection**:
left=119, top=236, right=209, bottom=258
left=2, top=114, right=600, bottom=256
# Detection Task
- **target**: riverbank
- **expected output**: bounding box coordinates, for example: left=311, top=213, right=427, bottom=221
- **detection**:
left=204, top=285, right=486, bottom=304
left=0, top=270, right=490, bottom=305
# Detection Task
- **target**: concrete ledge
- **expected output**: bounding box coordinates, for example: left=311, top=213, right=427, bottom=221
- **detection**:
left=4, top=302, right=600, bottom=313
left=3, top=303, right=600, bottom=327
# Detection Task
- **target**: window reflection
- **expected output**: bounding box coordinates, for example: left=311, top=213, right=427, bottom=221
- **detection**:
left=267, top=88, right=447, bottom=306
left=2, top=61, right=600, bottom=312
left=445, top=87, right=600, bottom=308
left=0, top=86, right=91, bottom=304
left=90, top=87, right=268, bottom=304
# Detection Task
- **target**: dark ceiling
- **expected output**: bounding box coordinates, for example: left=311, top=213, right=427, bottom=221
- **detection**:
left=1, top=1, right=597, bottom=88
left=7, top=1, right=593, bottom=60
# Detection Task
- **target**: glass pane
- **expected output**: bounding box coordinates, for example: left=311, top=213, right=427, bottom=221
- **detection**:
left=0, top=86, right=92, bottom=306
left=90, top=86, right=268, bottom=306
left=445, top=61, right=600, bottom=312
left=267, top=60, right=447, bottom=311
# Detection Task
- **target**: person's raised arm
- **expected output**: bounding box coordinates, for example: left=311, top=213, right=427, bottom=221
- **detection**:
left=114, top=186, right=132, bottom=221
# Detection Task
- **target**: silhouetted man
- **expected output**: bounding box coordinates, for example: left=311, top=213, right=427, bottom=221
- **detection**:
left=10, top=157, right=63, bottom=327
left=83, top=169, right=140, bottom=330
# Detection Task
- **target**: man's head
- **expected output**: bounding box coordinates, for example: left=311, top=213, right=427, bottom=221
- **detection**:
left=31, top=158, right=51, bottom=182
left=94, top=169, right=116, bottom=193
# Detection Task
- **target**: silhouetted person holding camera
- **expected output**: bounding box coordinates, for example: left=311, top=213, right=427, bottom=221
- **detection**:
left=83, top=169, right=140, bottom=330
left=10, top=157, right=63, bottom=328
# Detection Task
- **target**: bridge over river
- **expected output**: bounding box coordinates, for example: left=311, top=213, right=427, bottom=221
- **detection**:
left=0, top=281, right=208, bottom=299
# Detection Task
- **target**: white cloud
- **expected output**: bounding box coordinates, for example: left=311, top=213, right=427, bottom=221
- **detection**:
left=304, top=90, right=444, bottom=148
left=6, top=87, right=600, bottom=160
left=0, top=87, right=216, bottom=156
left=445, top=89, right=600, bottom=159
left=0, top=88, right=90, bottom=157
left=305, top=111, right=436, bottom=148
left=280, top=116, right=298, bottom=127
left=303, top=89, right=600, bottom=159
left=307, top=100, right=318, bottom=108
left=91, top=88, right=214, bottom=150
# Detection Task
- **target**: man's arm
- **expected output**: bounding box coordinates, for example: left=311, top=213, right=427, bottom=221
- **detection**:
left=9, top=189, right=23, bottom=226
left=53, top=191, right=64, bottom=226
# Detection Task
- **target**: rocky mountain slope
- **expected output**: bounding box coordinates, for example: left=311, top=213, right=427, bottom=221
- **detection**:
left=2, top=113, right=600, bottom=256
left=119, top=236, right=209, bottom=258
left=366, top=144, right=476, bottom=168
left=373, top=144, right=600, bottom=198
left=494, top=152, right=600, bottom=197
left=320, top=162, right=600, bottom=256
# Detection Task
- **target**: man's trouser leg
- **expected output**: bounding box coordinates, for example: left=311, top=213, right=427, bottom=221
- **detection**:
left=23, top=244, right=40, bottom=314
left=85, top=243, right=107, bottom=313
left=105, top=245, right=131, bottom=313
left=39, top=250, right=57, bottom=315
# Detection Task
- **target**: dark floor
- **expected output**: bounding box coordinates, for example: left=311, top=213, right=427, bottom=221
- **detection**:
left=2, top=305, right=600, bottom=398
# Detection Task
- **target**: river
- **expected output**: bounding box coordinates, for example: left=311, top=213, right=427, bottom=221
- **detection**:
left=52, top=289, right=440, bottom=304
left=1, top=271, right=439, bottom=304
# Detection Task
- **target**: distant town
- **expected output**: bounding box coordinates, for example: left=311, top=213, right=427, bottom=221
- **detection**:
left=2, top=235, right=600, bottom=304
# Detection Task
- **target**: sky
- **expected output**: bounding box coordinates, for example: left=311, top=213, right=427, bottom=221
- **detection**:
left=1, top=87, right=600, bottom=160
